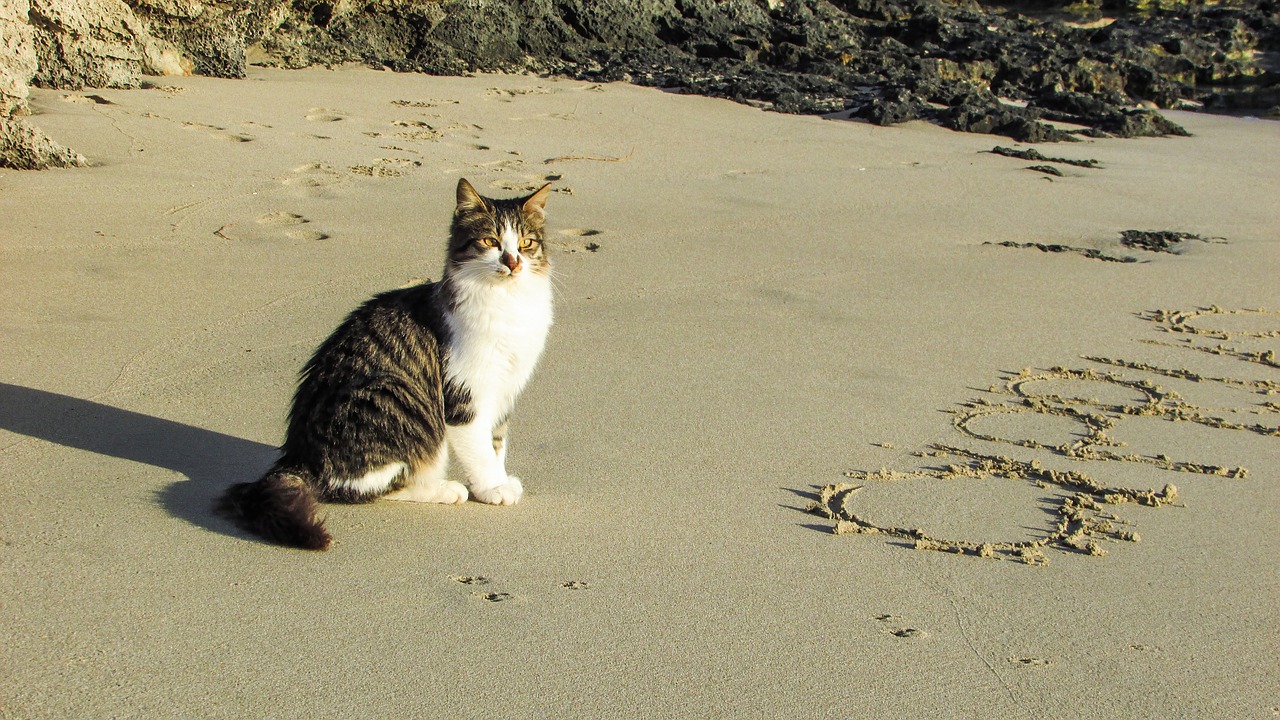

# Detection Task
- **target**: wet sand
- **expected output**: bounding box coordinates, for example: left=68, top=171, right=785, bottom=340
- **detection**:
left=1, top=65, right=1278, bottom=718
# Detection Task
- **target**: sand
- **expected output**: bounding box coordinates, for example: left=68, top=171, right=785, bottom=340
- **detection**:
left=1, top=65, right=1278, bottom=718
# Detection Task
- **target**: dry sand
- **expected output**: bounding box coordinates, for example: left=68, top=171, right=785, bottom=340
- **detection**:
left=1, top=65, right=1278, bottom=718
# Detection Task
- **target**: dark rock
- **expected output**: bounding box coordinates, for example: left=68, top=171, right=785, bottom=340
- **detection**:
left=989, top=145, right=1100, bottom=168
left=1094, top=107, right=1193, bottom=137
left=8, top=0, right=1280, bottom=170
left=989, top=241, right=1138, bottom=263
left=1119, top=229, right=1205, bottom=253
left=276, top=0, right=1263, bottom=141
left=1027, top=164, right=1065, bottom=176
left=148, top=17, right=251, bottom=78
left=849, top=86, right=927, bottom=125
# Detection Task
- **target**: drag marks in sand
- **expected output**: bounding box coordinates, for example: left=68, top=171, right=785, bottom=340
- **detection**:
left=812, top=307, right=1278, bottom=565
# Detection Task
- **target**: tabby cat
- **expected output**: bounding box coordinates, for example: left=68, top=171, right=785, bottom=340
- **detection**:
left=218, top=179, right=554, bottom=550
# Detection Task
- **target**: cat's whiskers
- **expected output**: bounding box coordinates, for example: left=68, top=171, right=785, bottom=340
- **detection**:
left=545, top=266, right=570, bottom=299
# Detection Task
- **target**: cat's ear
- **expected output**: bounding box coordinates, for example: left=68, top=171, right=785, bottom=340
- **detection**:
left=456, top=178, right=487, bottom=212
left=522, top=183, right=552, bottom=216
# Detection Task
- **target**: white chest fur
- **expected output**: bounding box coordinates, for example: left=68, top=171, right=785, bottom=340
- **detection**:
left=443, top=274, right=553, bottom=422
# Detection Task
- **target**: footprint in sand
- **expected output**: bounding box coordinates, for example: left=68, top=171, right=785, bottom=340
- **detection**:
left=62, top=93, right=114, bottom=105
left=391, top=98, right=460, bottom=109
left=449, top=576, right=514, bottom=603
left=283, top=162, right=343, bottom=189
left=285, top=229, right=330, bottom=241
left=450, top=575, right=594, bottom=602
left=1011, top=657, right=1053, bottom=667
left=487, top=171, right=574, bottom=196
left=478, top=157, right=529, bottom=176
left=551, top=228, right=603, bottom=254
left=875, top=614, right=927, bottom=639
left=450, top=575, right=492, bottom=586
left=481, top=86, right=557, bottom=102
left=391, top=120, right=443, bottom=141
left=349, top=157, right=420, bottom=178
left=489, top=178, right=542, bottom=193
left=255, top=211, right=329, bottom=240
left=305, top=108, right=345, bottom=122
left=179, top=119, right=254, bottom=143
left=218, top=211, right=328, bottom=242
left=256, top=211, right=307, bottom=226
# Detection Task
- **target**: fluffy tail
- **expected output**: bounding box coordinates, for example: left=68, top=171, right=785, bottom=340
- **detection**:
left=216, top=466, right=332, bottom=551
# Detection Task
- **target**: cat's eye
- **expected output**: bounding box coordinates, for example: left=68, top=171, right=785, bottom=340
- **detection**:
left=518, top=237, right=537, bottom=251
left=476, top=237, right=498, bottom=249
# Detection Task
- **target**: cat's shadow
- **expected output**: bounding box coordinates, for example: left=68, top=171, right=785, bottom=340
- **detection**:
left=0, top=383, right=275, bottom=539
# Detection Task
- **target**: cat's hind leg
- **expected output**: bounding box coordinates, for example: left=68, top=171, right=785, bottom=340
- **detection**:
left=383, top=446, right=469, bottom=504
left=329, top=461, right=409, bottom=501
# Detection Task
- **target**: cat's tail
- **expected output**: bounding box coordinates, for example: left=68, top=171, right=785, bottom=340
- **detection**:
left=216, top=465, right=332, bottom=551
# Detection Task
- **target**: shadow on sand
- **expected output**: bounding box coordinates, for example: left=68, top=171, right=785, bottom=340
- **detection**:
left=0, top=383, right=276, bottom=539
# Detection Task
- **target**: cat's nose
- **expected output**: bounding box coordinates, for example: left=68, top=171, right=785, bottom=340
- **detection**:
left=501, top=252, right=522, bottom=274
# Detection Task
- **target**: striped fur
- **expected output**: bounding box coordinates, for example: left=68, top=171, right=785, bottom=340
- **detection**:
left=217, top=179, right=554, bottom=550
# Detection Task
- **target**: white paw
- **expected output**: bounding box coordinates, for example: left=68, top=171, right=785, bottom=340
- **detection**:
left=385, top=480, right=470, bottom=505
left=472, top=476, right=524, bottom=506
left=433, top=480, right=471, bottom=505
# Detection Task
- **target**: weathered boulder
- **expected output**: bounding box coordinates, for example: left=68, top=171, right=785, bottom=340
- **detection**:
left=1, top=0, right=85, bottom=169
left=4, top=0, right=269, bottom=168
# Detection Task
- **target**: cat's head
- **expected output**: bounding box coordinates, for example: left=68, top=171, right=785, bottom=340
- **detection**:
left=447, top=179, right=552, bottom=282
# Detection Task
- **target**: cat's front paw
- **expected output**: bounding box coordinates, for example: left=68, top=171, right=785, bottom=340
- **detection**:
left=472, top=476, right=524, bottom=506
left=384, top=479, right=469, bottom=505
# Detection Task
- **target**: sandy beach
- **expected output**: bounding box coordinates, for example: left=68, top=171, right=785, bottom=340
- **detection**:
left=1, top=65, right=1278, bottom=718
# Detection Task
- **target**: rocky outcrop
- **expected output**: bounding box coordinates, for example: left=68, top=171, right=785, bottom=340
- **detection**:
left=263, top=0, right=1277, bottom=142
left=1, top=0, right=84, bottom=169
left=4, top=0, right=1279, bottom=168
left=2, top=0, right=275, bottom=168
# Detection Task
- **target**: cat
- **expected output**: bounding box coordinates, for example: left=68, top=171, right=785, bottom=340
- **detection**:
left=217, top=178, right=555, bottom=550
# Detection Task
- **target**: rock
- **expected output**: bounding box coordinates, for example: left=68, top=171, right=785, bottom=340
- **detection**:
left=1119, top=229, right=1204, bottom=253
left=1027, top=164, right=1065, bottom=176
left=1, top=0, right=38, bottom=121
left=4, top=0, right=1279, bottom=169
left=0, top=118, right=86, bottom=170
left=5, top=0, right=266, bottom=167
left=1, top=0, right=85, bottom=169
left=27, top=0, right=151, bottom=89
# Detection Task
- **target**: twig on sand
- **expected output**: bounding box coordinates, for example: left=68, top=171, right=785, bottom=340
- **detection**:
left=545, top=146, right=635, bottom=164
left=214, top=224, right=236, bottom=240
